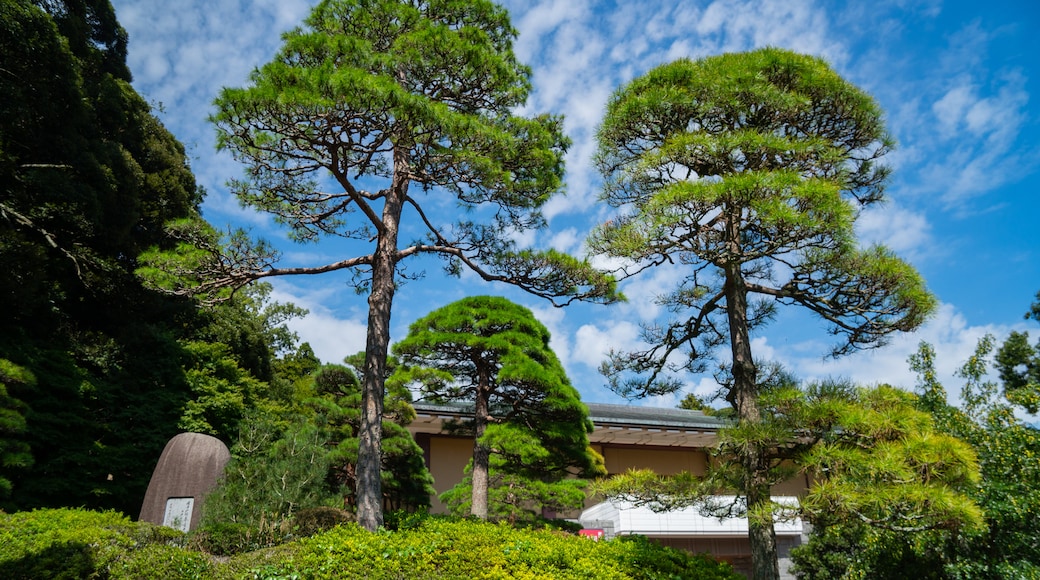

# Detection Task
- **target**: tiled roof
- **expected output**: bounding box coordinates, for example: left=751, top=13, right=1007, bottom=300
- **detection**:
left=410, top=401, right=725, bottom=447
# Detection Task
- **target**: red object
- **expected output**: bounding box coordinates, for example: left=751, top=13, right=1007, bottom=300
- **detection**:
left=579, top=528, right=605, bottom=541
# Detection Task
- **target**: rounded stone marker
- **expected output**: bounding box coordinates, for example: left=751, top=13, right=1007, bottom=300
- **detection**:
left=139, top=432, right=230, bottom=532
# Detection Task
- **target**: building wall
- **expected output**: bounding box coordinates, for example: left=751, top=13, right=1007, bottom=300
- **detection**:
left=416, top=434, right=472, bottom=514
left=596, top=444, right=709, bottom=476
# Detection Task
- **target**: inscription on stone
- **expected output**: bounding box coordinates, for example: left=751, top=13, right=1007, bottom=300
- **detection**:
left=163, top=497, right=195, bottom=532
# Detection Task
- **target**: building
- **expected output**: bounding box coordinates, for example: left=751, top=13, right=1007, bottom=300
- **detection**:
left=408, top=401, right=809, bottom=579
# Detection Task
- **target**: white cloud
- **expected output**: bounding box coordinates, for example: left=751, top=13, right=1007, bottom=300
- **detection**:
left=572, top=320, right=642, bottom=369
left=856, top=203, right=932, bottom=258
left=269, top=281, right=368, bottom=366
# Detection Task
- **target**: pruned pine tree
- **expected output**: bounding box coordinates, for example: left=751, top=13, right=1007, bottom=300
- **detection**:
left=589, top=48, right=936, bottom=579
left=392, top=296, right=605, bottom=520
left=139, top=0, right=619, bottom=531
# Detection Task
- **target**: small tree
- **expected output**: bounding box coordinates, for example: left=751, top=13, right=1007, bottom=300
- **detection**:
left=589, top=48, right=936, bottom=579
left=141, top=0, right=618, bottom=531
left=306, top=362, right=434, bottom=513
left=201, top=412, right=335, bottom=533
left=392, top=295, right=605, bottom=520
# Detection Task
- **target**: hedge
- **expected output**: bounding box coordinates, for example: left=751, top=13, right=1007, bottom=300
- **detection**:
left=0, top=508, right=741, bottom=580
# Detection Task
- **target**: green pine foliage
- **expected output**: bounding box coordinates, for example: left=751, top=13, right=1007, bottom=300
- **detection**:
left=306, top=362, right=435, bottom=512
left=588, top=48, right=937, bottom=578
left=392, top=296, right=604, bottom=521
left=596, top=381, right=982, bottom=532
left=200, top=412, right=338, bottom=537
left=794, top=312, right=1040, bottom=578
left=144, top=0, right=619, bottom=529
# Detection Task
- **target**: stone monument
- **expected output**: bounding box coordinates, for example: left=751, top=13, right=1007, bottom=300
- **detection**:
left=139, top=432, right=231, bottom=532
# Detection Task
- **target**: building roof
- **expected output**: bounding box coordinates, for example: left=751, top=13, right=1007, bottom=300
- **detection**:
left=409, top=401, right=725, bottom=448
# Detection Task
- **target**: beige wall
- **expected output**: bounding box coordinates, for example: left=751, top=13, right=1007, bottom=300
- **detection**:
left=421, top=435, right=473, bottom=513
left=417, top=434, right=808, bottom=514
left=597, top=444, right=709, bottom=476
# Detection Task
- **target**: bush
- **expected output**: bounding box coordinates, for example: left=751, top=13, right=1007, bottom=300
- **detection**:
left=1, top=508, right=741, bottom=579
left=190, top=521, right=258, bottom=556
left=0, top=508, right=198, bottom=579
left=290, top=506, right=354, bottom=538
left=233, top=518, right=742, bottom=580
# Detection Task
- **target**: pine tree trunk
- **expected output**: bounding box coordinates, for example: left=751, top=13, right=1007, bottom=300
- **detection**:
left=355, top=146, right=408, bottom=532
left=471, top=375, right=492, bottom=519
left=724, top=212, right=780, bottom=580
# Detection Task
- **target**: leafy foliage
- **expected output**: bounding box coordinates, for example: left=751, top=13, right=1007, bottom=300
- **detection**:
left=0, top=508, right=741, bottom=579
left=794, top=317, right=1040, bottom=579
left=0, top=508, right=197, bottom=580
left=392, top=296, right=604, bottom=520
left=0, top=360, right=33, bottom=497
left=306, top=362, right=435, bottom=512
left=242, top=517, right=742, bottom=580
left=0, top=0, right=232, bottom=514
left=588, top=48, right=936, bottom=578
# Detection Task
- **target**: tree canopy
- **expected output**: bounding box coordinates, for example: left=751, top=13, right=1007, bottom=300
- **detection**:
left=392, top=296, right=604, bottom=520
left=796, top=296, right=1040, bottom=579
left=588, top=48, right=936, bottom=579
left=141, top=0, right=619, bottom=531
left=0, top=0, right=206, bottom=513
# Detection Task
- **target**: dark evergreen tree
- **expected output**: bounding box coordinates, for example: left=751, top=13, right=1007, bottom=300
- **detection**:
left=0, top=0, right=213, bottom=514
left=307, top=362, right=434, bottom=513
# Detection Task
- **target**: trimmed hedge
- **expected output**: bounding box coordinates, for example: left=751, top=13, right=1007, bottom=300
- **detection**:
left=0, top=508, right=204, bottom=579
left=0, top=508, right=741, bottom=579
left=232, top=518, right=742, bottom=580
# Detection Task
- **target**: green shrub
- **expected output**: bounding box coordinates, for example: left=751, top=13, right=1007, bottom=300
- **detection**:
left=232, top=518, right=742, bottom=580
left=190, top=521, right=258, bottom=556
left=289, top=506, right=354, bottom=538
left=1, top=508, right=741, bottom=580
left=111, top=544, right=216, bottom=580
left=0, top=508, right=189, bottom=579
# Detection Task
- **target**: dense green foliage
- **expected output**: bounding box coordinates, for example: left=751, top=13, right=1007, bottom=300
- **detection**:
left=0, top=508, right=198, bottom=580
left=258, top=517, right=741, bottom=580
left=793, top=301, right=1040, bottom=579
left=0, top=508, right=742, bottom=579
left=0, top=0, right=315, bottom=516
left=307, top=362, right=435, bottom=512
left=596, top=381, right=981, bottom=529
left=199, top=359, right=434, bottom=538
left=392, top=296, right=604, bottom=521
left=145, top=0, right=619, bottom=530
left=200, top=413, right=338, bottom=536
left=588, top=48, right=936, bottom=579
left=0, top=0, right=203, bottom=514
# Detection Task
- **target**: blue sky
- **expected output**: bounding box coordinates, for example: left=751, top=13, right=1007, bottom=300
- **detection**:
left=111, top=0, right=1039, bottom=407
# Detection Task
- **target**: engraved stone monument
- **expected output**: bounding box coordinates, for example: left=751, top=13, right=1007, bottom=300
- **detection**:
left=139, top=432, right=230, bottom=532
